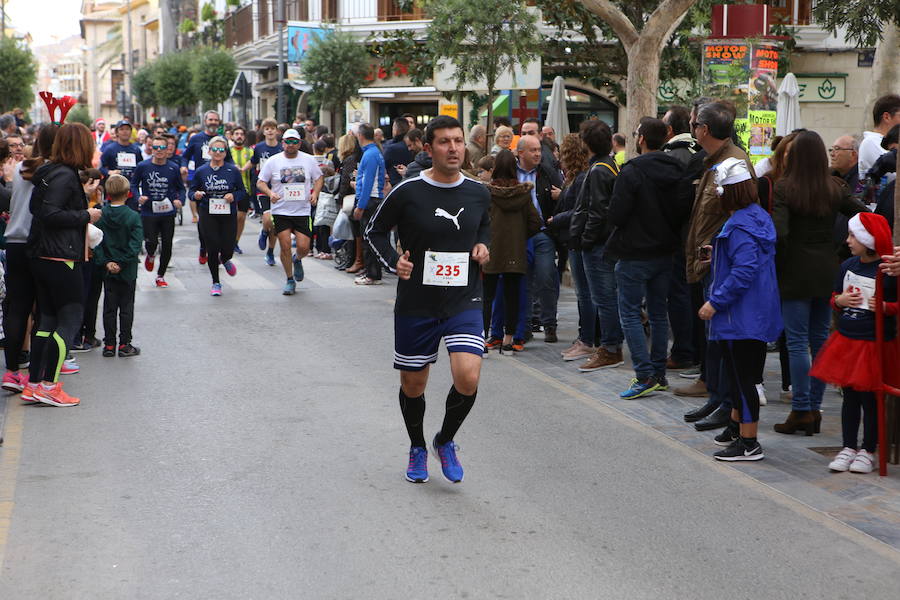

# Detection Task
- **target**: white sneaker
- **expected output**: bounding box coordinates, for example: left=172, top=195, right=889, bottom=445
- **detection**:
left=560, top=341, right=579, bottom=356
left=849, top=449, right=874, bottom=474
left=828, top=447, right=857, bottom=472
left=562, top=340, right=595, bottom=362
left=756, top=383, right=767, bottom=406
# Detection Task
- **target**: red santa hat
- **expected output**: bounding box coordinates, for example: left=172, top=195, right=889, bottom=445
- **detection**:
left=95, top=118, right=106, bottom=126
left=848, top=212, right=893, bottom=257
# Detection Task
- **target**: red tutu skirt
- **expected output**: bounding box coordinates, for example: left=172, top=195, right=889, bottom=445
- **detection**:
left=810, top=332, right=900, bottom=392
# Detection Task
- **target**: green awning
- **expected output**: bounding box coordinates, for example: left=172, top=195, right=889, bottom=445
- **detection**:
left=480, top=94, right=510, bottom=118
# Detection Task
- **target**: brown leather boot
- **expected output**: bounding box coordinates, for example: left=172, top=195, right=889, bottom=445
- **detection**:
left=773, top=410, right=815, bottom=436
left=673, top=379, right=709, bottom=398
left=812, top=409, right=822, bottom=434
left=346, top=237, right=364, bottom=273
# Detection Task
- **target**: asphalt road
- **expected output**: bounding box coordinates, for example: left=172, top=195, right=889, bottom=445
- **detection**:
left=1, top=221, right=899, bottom=599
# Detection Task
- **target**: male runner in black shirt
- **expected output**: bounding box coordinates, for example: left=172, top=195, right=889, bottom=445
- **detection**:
left=366, top=115, right=490, bottom=484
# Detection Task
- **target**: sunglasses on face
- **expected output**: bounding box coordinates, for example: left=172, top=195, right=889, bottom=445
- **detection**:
left=152, top=145, right=167, bottom=150
left=284, top=139, right=301, bottom=145
left=209, top=147, right=227, bottom=153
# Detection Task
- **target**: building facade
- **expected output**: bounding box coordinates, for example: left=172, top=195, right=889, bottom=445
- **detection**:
left=80, top=0, right=162, bottom=124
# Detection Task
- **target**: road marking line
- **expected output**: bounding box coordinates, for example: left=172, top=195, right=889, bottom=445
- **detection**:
left=0, top=398, right=25, bottom=571
left=502, top=357, right=900, bottom=565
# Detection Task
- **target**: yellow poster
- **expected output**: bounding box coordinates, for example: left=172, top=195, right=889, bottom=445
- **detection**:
left=439, top=104, right=459, bottom=119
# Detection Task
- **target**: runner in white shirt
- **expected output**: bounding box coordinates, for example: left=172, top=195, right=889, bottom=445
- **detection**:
left=257, top=129, right=324, bottom=295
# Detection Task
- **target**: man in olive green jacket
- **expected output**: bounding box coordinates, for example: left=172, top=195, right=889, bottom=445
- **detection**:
left=679, top=101, right=756, bottom=428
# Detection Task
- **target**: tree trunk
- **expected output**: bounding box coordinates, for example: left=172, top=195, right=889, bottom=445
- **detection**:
left=486, top=84, right=494, bottom=150
left=862, top=23, right=900, bottom=132
left=624, top=40, right=662, bottom=152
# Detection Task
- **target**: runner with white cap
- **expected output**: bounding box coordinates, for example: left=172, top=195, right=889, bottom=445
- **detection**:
left=256, top=128, right=324, bottom=295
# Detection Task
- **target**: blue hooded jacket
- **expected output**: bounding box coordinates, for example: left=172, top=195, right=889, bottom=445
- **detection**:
left=708, top=202, right=783, bottom=342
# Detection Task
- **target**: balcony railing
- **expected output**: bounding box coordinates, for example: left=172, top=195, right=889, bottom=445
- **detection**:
left=224, top=4, right=254, bottom=48
left=259, top=0, right=270, bottom=37
left=763, top=0, right=814, bottom=26
left=377, top=0, right=424, bottom=21
left=226, top=0, right=428, bottom=50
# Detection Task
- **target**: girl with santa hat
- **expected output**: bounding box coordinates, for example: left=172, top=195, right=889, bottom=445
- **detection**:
left=811, top=212, right=899, bottom=474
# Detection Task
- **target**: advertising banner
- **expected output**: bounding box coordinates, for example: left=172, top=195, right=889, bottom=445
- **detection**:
left=702, top=42, right=751, bottom=117
left=702, top=39, right=781, bottom=164
left=287, top=25, right=326, bottom=82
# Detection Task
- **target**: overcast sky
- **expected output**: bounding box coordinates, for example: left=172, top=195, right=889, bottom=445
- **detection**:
left=6, top=0, right=85, bottom=47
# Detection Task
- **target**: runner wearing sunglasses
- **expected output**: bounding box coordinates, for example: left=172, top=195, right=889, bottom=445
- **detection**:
left=189, top=137, right=247, bottom=296
left=257, top=129, right=324, bottom=295
left=131, top=136, right=185, bottom=287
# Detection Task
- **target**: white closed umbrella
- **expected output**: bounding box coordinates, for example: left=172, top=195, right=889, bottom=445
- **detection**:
left=776, top=73, right=803, bottom=136
left=544, top=76, right=570, bottom=138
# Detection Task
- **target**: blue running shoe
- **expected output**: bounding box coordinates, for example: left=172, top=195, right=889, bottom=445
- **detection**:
left=620, top=377, right=659, bottom=400
left=264, top=251, right=275, bottom=266
left=432, top=434, right=464, bottom=483
left=210, top=283, right=222, bottom=296
left=234, top=244, right=243, bottom=255
left=293, top=257, right=304, bottom=282
left=282, top=279, right=296, bottom=295
left=257, top=229, right=267, bottom=251
left=406, top=446, right=429, bottom=483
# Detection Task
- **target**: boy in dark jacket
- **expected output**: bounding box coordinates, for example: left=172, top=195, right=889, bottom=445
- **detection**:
left=94, top=174, right=143, bottom=358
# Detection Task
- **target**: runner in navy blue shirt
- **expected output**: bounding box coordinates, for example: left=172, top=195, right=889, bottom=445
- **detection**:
left=181, top=110, right=231, bottom=265
left=100, top=120, right=143, bottom=211
left=251, top=118, right=283, bottom=264
left=189, top=136, right=246, bottom=296
left=131, top=135, right=186, bottom=287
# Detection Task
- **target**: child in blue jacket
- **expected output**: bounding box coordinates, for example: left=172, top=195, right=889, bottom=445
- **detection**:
left=699, top=158, right=783, bottom=462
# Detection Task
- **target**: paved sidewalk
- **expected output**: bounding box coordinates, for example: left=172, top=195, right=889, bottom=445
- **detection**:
left=508, top=284, right=900, bottom=551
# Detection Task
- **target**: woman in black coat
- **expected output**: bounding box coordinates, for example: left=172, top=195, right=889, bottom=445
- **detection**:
left=26, top=123, right=102, bottom=406
left=771, top=130, right=866, bottom=435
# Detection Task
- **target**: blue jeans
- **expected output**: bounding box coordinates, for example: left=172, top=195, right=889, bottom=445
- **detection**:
left=615, top=257, right=672, bottom=379
left=527, top=232, right=559, bottom=327
left=781, top=298, right=830, bottom=411
left=568, top=249, right=597, bottom=345
left=581, top=247, right=622, bottom=352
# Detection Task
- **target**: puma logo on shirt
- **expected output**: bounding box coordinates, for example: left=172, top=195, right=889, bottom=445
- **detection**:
left=435, top=207, right=464, bottom=230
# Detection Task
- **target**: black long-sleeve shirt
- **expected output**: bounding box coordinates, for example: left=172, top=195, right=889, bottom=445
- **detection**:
left=365, top=173, right=491, bottom=318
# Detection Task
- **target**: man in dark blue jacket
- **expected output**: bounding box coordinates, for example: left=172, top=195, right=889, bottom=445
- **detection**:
left=607, top=117, right=692, bottom=399
left=382, top=117, right=413, bottom=187
left=99, top=120, right=144, bottom=211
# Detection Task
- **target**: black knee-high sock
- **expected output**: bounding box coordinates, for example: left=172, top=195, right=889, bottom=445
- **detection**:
left=399, top=389, right=426, bottom=448
left=436, top=386, right=477, bottom=446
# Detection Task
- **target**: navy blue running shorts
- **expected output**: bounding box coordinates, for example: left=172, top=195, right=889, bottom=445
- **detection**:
left=394, top=309, right=484, bottom=371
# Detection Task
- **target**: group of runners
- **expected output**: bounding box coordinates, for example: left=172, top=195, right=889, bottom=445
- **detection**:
left=101, top=110, right=323, bottom=297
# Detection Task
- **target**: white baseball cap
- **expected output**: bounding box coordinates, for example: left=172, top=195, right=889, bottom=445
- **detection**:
left=283, top=128, right=302, bottom=140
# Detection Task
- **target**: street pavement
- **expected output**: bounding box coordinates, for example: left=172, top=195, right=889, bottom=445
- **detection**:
left=1, top=219, right=900, bottom=599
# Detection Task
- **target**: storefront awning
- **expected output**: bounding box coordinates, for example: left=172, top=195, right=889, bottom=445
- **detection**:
left=480, top=94, right=510, bottom=118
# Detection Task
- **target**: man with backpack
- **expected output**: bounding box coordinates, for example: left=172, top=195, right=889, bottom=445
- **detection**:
left=569, top=119, right=624, bottom=371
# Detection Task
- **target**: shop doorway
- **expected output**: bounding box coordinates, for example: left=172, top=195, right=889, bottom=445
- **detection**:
left=374, top=102, right=440, bottom=136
